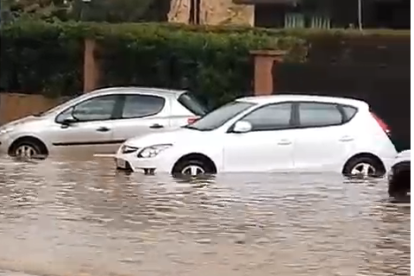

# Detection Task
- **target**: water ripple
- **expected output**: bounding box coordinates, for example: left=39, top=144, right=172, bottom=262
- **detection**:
left=0, top=155, right=409, bottom=276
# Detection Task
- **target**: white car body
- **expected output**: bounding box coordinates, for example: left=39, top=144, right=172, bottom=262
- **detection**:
left=115, top=94, right=398, bottom=176
left=0, top=87, right=205, bottom=157
left=391, top=150, right=411, bottom=165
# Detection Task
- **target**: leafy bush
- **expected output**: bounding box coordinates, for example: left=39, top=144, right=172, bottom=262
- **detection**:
left=0, top=20, right=408, bottom=107
left=0, top=20, right=84, bottom=97
left=94, top=23, right=306, bottom=107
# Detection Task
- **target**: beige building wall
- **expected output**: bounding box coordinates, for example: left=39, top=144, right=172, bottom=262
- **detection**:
left=168, top=0, right=254, bottom=26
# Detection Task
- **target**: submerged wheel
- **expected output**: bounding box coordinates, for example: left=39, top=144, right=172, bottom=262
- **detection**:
left=9, top=140, right=44, bottom=159
left=172, top=159, right=212, bottom=177
left=343, top=156, right=385, bottom=177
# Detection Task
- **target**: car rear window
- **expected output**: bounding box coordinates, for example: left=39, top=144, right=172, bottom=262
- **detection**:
left=297, top=102, right=358, bottom=127
left=178, top=92, right=207, bottom=116
left=122, top=94, right=165, bottom=119
left=298, top=102, right=343, bottom=127
left=342, top=105, right=358, bottom=122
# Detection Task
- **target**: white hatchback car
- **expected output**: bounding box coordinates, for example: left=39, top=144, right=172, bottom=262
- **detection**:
left=115, top=94, right=397, bottom=177
left=0, top=87, right=206, bottom=158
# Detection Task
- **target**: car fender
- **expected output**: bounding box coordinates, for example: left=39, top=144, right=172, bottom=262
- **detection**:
left=162, top=142, right=224, bottom=172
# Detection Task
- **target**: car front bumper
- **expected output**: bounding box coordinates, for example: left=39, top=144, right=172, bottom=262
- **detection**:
left=0, top=134, right=13, bottom=155
left=114, top=152, right=173, bottom=174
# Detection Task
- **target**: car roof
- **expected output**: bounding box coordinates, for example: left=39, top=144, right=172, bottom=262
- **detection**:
left=89, top=86, right=187, bottom=98
left=237, top=94, right=368, bottom=108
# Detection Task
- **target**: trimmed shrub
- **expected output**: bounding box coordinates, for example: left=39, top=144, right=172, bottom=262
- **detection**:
left=0, top=21, right=304, bottom=107
left=0, top=20, right=408, bottom=108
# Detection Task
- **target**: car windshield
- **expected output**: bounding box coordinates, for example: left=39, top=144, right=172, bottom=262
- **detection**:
left=184, top=101, right=255, bottom=131
left=33, top=95, right=80, bottom=117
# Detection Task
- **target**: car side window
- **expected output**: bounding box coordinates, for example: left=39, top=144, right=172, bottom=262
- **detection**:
left=122, top=95, right=165, bottom=119
left=298, top=102, right=343, bottom=127
left=57, top=95, right=118, bottom=123
left=342, top=105, right=358, bottom=122
left=242, top=103, right=292, bottom=131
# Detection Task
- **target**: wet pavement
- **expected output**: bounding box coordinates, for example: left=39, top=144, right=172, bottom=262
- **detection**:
left=0, top=155, right=410, bottom=276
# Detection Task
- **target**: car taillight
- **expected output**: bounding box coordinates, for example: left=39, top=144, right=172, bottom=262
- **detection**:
left=187, top=117, right=199, bottom=124
left=371, top=112, right=391, bottom=135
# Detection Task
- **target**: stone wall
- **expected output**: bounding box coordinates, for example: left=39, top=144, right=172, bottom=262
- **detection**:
left=168, top=0, right=254, bottom=25
left=0, top=93, right=61, bottom=125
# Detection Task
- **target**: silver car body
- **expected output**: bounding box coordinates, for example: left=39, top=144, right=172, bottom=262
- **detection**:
left=0, top=87, right=204, bottom=157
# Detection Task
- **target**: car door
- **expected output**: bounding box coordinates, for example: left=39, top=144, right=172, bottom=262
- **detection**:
left=48, top=94, right=121, bottom=155
left=292, top=102, right=357, bottom=172
left=222, top=102, right=296, bottom=172
left=110, top=94, right=171, bottom=143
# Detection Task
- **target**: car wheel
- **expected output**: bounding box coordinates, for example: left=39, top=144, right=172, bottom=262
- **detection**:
left=343, top=157, right=385, bottom=178
left=173, top=159, right=211, bottom=177
left=10, top=140, right=43, bottom=159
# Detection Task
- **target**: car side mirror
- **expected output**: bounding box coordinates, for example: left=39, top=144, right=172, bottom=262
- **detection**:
left=62, top=117, right=77, bottom=125
left=59, top=108, right=78, bottom=126
left=232, top=121, right=252, bottom=133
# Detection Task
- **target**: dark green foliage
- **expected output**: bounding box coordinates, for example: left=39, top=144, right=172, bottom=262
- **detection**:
left=0, top=0, right=171, bottom=23
left=94, top=23, right=306, bottom=107
left=0, top=20, right=408, bottom=108
left=0, top=20, right=84, bottom=97
left=0, top=21, right=305, bottom=107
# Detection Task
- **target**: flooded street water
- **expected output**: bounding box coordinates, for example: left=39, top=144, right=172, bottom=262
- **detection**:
left=0, top=156, right=410, bottom=276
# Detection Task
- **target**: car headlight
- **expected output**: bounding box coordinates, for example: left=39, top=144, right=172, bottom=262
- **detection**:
left=137, top=144, right=172, bottom=158
left=121, top=145, right=139, bottom=154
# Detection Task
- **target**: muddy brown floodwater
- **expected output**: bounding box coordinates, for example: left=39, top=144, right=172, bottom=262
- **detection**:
left=0, top=155, right=410, bottom=276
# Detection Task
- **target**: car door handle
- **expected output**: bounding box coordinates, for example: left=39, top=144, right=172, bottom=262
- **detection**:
left=278, top=139, right=292, bottom=145
left=150, top=124, right=164, bottom=129
left=96, top=126, right=110, bottom=132
left=339, top=136, right=354, bottom=142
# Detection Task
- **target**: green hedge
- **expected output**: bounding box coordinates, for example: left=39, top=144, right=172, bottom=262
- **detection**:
left=0, top=21, right=306, bottom=107
left=0, top=20, right=409, bottom=108
left=94, top=24, right=308, bottom=107
left=0, top=21, right=85, bottom=97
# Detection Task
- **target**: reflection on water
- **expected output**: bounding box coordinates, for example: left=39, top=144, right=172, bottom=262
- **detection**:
left=0, top=156, right=410, bottom=276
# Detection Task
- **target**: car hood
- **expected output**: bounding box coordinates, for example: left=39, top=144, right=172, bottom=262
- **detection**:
left=0, top=115, right=44, bottom=130
left=124, top=127, right=207, bottom=148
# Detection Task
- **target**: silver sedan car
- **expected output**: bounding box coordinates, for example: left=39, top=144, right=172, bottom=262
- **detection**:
left=0, top=87, right=207, bottom=158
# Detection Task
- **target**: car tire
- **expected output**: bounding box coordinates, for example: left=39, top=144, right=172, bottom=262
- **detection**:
left=343, top=157, right=385, bottom=178
left=172, top=159, right=212, bottom=177
left=9, top=140, right=44, bottom=159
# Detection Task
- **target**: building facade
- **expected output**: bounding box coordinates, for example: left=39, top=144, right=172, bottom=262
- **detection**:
left=234, top=0, right=410, bottom=29
left=168, top=0, right=254, bottom=25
